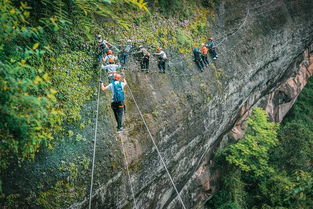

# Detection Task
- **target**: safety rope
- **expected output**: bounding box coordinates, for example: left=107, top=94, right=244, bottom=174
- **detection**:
left=127, top=84, right=187, bottom=209
left=88, top=69, right=102, bottom=209
left=122, top=59, right=212, bottom=78
left=119, top=134, right=138, bottom=209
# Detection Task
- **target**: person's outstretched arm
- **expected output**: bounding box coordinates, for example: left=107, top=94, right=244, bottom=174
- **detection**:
left=100, top=82, right=109, bottom=91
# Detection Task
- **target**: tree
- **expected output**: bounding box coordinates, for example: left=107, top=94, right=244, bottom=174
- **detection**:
left=225, top=108, right=279, bottom=177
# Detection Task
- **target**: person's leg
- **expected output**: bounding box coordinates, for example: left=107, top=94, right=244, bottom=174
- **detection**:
left=199, top=60, right=205, bottom=70
left=116, top=104, right=124, bottom=130
left=158, top=61, right=162, bottom=73
left=111, top=103, right=119, bottom=129
left=206, top=56, right=210, bottom=65
left=123, top=53, right=128, bottom=65
left=201, top=55, right=204, bottom=65
left=140, top=59, right=145, bottom=71
left=146, top=58, right=150, bottom=72
left=98, top=51, right=103, bottom=62
left=202, top=55, right=209, bottom=66
left=212, top=49, right=217, bottom=59
left=195, top=60, right=203, bottom=71
left=161, top=61, right=166, bottom=73
left=142, top=58, right=147, bottom=72
left=214, top=49, right=218, bottom=58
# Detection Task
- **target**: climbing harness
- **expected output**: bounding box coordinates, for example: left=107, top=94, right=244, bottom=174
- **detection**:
left=88, top=69, right=102, bottom=209
left=127, top=84, right=188, bottom=209
left=119, top=134, right=138, bottom=209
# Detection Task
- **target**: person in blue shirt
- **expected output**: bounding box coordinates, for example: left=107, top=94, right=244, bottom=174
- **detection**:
left=120, top=40, right=133, bottom=66
left=100, top=74, right=127, bottom=132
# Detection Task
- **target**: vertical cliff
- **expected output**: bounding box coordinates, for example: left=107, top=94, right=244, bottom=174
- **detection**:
left=3, top=0, right=313, bottom=208
left=81, top=0, right=313, bottom=208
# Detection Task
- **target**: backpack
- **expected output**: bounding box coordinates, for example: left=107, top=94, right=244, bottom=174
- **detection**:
left=112, top=81, right=125, bottom=102
left=193, top=48, right=201, bottom=59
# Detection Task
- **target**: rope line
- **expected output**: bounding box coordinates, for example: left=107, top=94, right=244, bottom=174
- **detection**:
left=216, top=9, right=250, bottom=48
left=119, top=135, right=138, bottom=209
left=88, top=69, right=102, bottom=209
left=127, top=84, right=187, bottom=209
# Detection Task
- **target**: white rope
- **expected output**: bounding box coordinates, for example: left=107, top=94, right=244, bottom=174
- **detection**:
left=119, top=135, right=138, bottom=209
left=216, top=9, right=250, bottom=48
left=88, top=69, right=102, bottom=209
left=127, top=84, right=187, bottom=209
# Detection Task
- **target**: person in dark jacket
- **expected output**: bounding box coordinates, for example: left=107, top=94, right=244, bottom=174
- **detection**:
left=136, top=45, right=151, bottom=73
left=206, top=37, right=218, bottom=60
left=193, top=48, right=205, bottom=71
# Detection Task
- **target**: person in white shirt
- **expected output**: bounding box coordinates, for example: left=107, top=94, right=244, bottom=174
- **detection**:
left=100, top=74, right=127, bottom=132
left=154, top=47, right=167, bottom=73
left=120, top=39, right=133, bottom=66
left=101, top=57, right=121, bottom=82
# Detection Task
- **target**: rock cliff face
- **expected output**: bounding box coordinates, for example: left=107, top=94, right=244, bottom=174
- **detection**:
left=81, top=1, right=313, bottom=208
left=4, top=0, right=313, bottom=208
left=230, top=46, right=313, bottom=140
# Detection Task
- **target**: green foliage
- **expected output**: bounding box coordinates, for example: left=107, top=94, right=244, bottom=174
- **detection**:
left=224, top=108, right=278, bottom=177
left=0, top=0, right=64, bottom=170
left=176, top=29, right=192, bottom=49
left=4, top=156, right=90, bottom=209
left=48, top=52, right=93, bottom=122
left=207, top=169, right=246, bottom=209
left=201, top=0, right=220, bottom=8
left=208, top=79, right=313, bottom=208
left=0, top=0, right=148, bottom=167
left=1, top=0, right=149, bottom=206
left=275, top=122, right=313, bottom=171
left=35, top=157, right=90, bottom=208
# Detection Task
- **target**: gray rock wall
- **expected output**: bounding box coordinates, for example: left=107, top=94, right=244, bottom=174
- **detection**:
left=4, top=0, right=313, bottom=208
left=79, top=0, right=313, bottom=208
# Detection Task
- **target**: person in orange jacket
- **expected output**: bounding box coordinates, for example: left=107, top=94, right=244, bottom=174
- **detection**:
left=201, top=43, right=209, bottom=67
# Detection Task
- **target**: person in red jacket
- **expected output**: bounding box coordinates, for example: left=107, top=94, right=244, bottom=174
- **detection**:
left=201, top=43, right=209, bottom=67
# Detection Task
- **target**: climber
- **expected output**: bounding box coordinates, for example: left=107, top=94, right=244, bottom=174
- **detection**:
left=97, top=35, right=112, bottom=51
left=206, top=37, right=218, bottom=60
left=120, top=40, right=133, bottom=66
left=154, top=48, right=167, bottom=73
left=97, top=35, right=112, bottom=61
left=201, top=43, right=209, bottom=67
left=100, top=74, right=127, bottom=132
left=101, top=57, right=121, bottom=82
left=193, top=47, right=205, bottom=71
left=135, top=45, right=150, bottom=73
left=103, top=50, right=118, bottom=65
